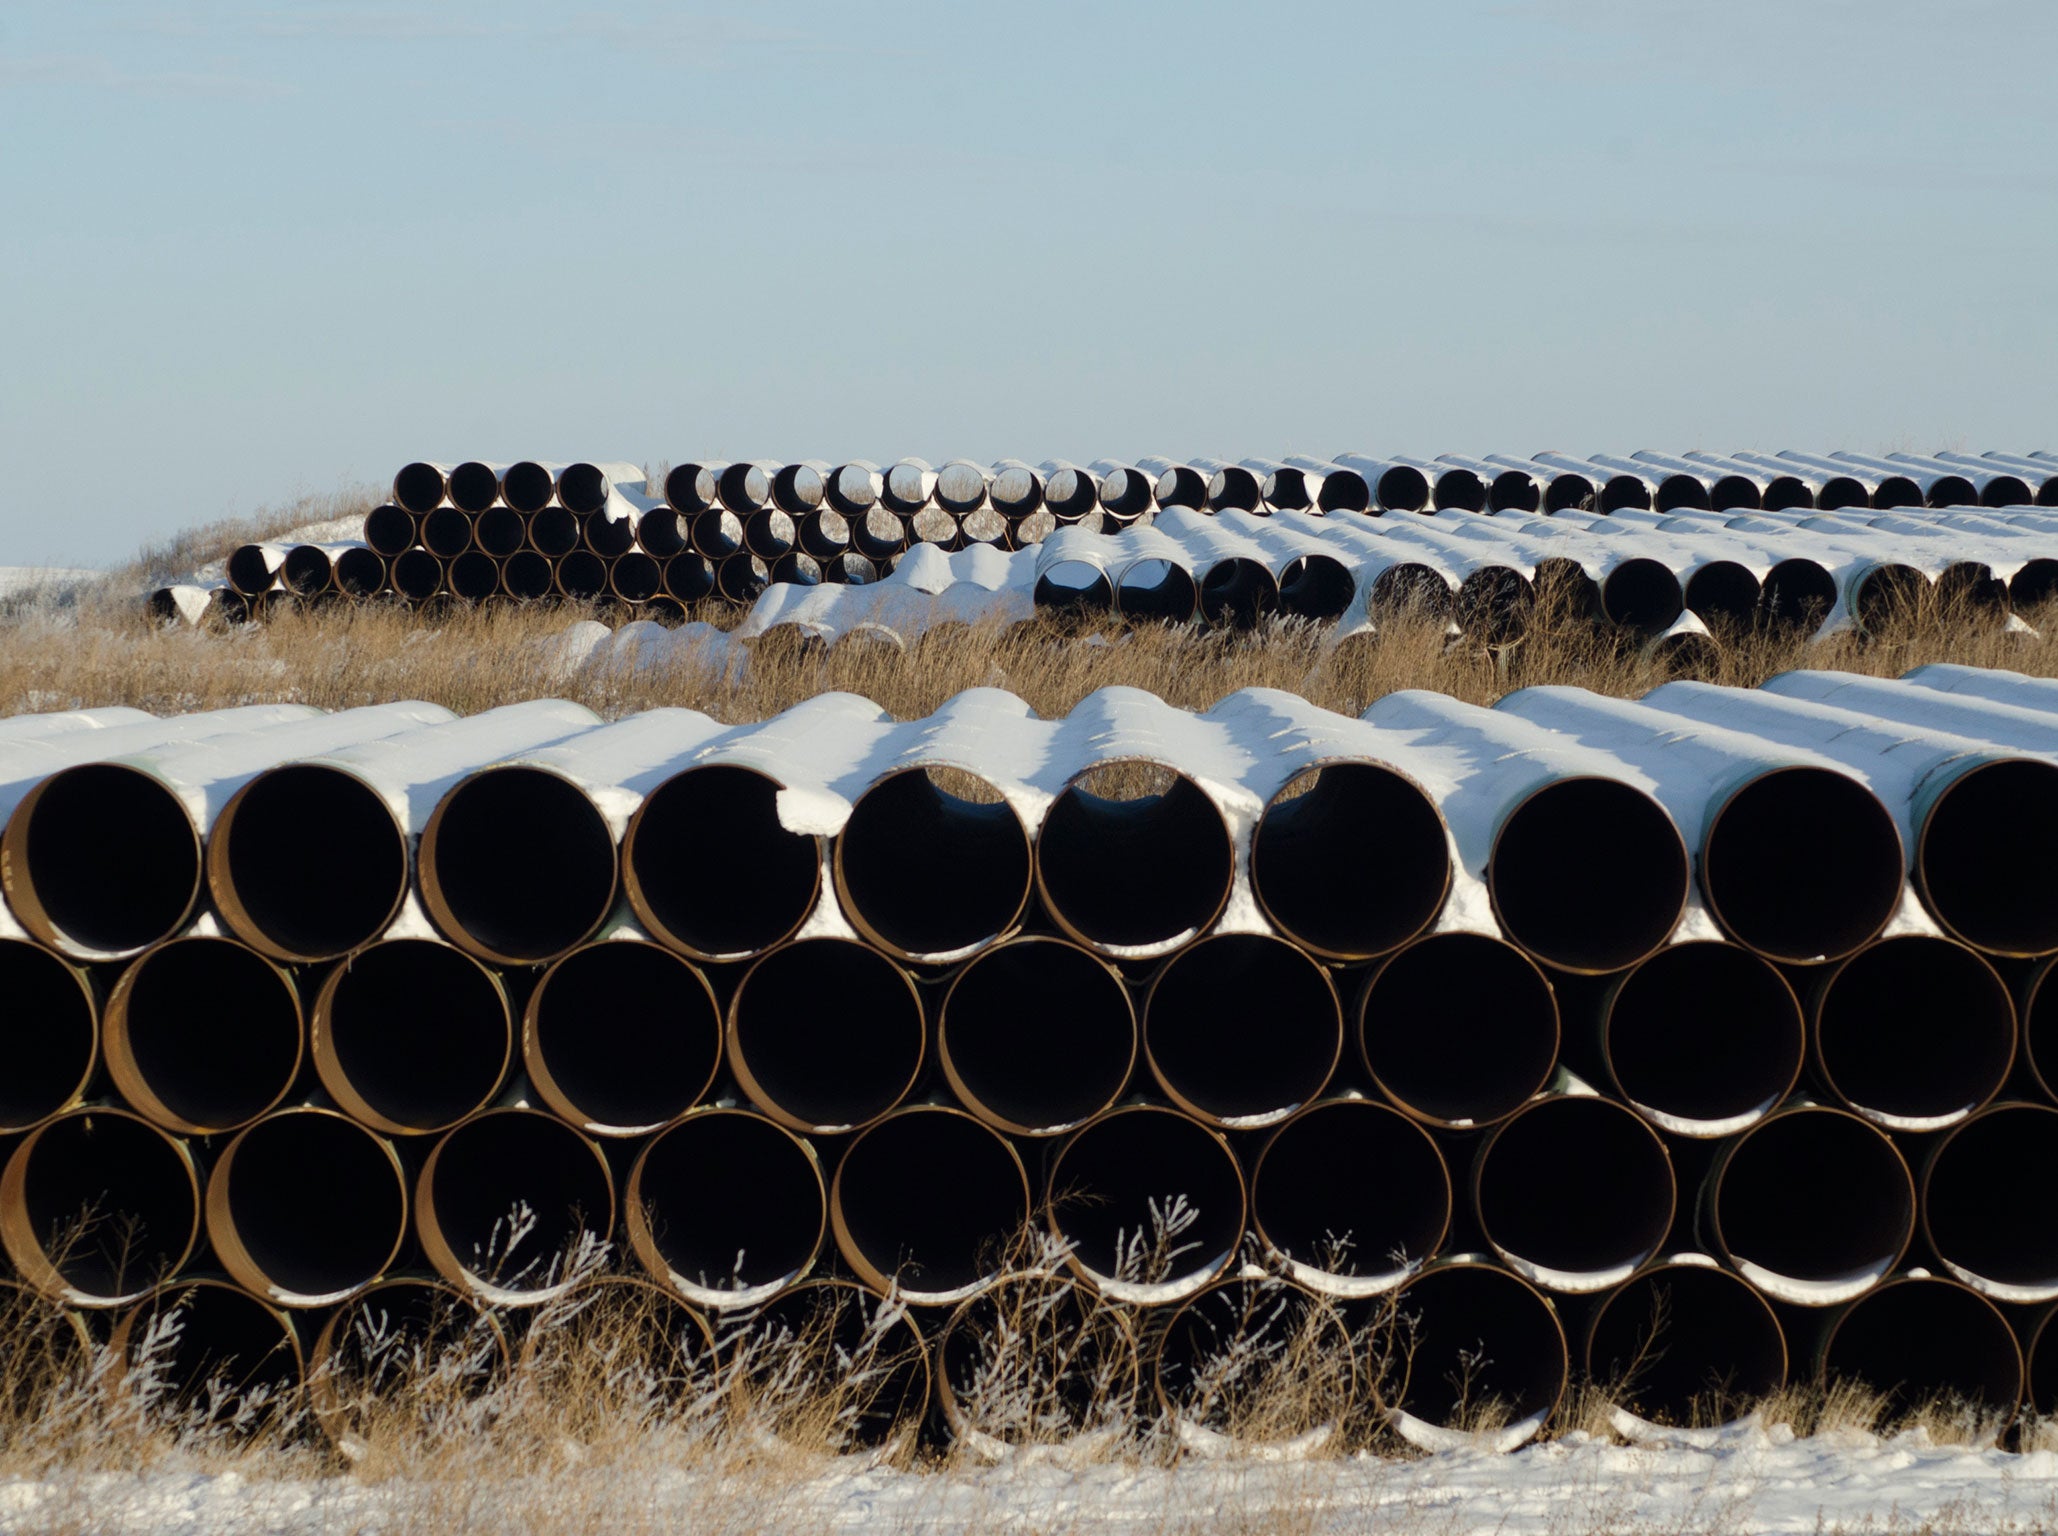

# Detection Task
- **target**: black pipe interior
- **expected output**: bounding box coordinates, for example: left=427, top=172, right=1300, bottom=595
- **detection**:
left=939, top=1278, right=1134, bottom=1439
left=1815, top=476, right=1869, bottom=510
left=1983, top=476, right=2033, bottom=509
left=528, top=506, right=579, bottom=558
left=732, top=940, right=921, bottom=1130
left=1541, top=473, right=1594, bottom=513
left=1277, top=555, right=1354, bottom=620
left=942, top=939, right=1133, bottom=1132
left=445, top=462, right=498, bottom=513
left=664, top=553, right=715, bottom=602
left=664, top=464, right=708, bottom=514
left=1049, top=1110, right=1242, bottom=1289
left=1760, top=559, right=1837, bottom=630
left=502, top=549, right=554, bottom=600
left=1359, top=934, right=1558, bottom=1126
left=557, top=463, right=607, bottom=515
left=1207, top=467, right=1261, bottom=512
left=427, top=1113, right=611, bottom=1292
left=1598, top=475, right=1653, bottom=513
left=1033, top=562, right=1113, bottom=613
left=130, top=1285, right=299, bottom=1418
left=1253, top=1101, right=1448, bottom=1281
left=1705, top=475, right=1760, bottom=511
left=20, top=764, right=196, bottom=956
left=391, top=549, right=442, bottom=601
left=281, top=545, right=331, bottom=596
left=1253, top=764, right=1448, bottom=961
left=838, top=770, right=1028, bottom=958
left=1114, top=560, right=1198, bottom=622
left=850, top=508, right=905, bottom=559
left=20, top=1113, right=194, bottom=1298
left=585, top=512, right=637, bottom=558
left=393, top=462, right=446, bottom=515
left=226, top=545, right=279, bottom=595
left=554, top=550, right=606, bottom=600
left=421, top=506, right=472, bottom=558
left=447, top=552, right=498, bottom=601
left=717, top=461, right=766, bottom=512
left=771, top=551, right=823, bottom=587
left=1823, top=1281, right=2021, bottom=1413
left=428, top=768, right=615, bottom=962
left=743, top=509, right=796, bottom=558
left=502, top=461, right=555, bottom=514
left=611, top=551, right=662, bottom=602
left=1920, top=759, right=2058, bottom=955
left=334, top=547, right=385, bottom=597
left=1714, top=1110, right=1910, bottom=1284
left=322, top=1282, right=495, bottom=1404
left=733, top=1283, right=928, bottom=1449
left=637, top=508, right=686, bottom=557
left=1606, top=942, right=1801, bottom=1127
left=1703, top=767, right=1902, bottom=964
left=1491, top=777, right=1686, bottom=973
left=118, top=939, right=299, bottom=1130
left=224, top=1112, right=404, bottom=1297
left=1157, top=1279, right=1350, bottom=1433
left=473, top=507, right=524, bottom=558
left=530, top=942, right=720, bottom=1130
left=1147, top=935, right=1338, bottom=1123
left=1431, top=469, right=1487, bottom=512
left=1477, top=1097, right=1673, bottom=1277
left=629, top=766, right=817, bottom=958
left=220, top=765, right=404, bottom=960
left=1318, top=471, right=1372, bottom=512
left=1935, top=561, right=2007, bottom=618
left=1587, top=1266, right=1785, bottom=1425
left=1655, top=475, right=1713, bottom=512
left=322, top=939, right=509, bottom=1130
left=636, top=1112, right=822, bottom=1295
left=1453, top=566, right=1534, bottom=642
left=0, top=942, right=94, bottom=1129
left=1760, top=477, right=1813, bottom=511
left=1370, top=563, right=1453, bottom=621
left=1196, top=558, right=1277, bottom=628
left=717, top=554, right=769, bottom=602
left=1925, top=1106, right=2058, bottom=1289
left=1853, top=564, right=1928, bottom=632
left=1389, top=1265, right=1566, bottom=1428
left=1377, top=465, right=1431, bottom=511
left=1037, top=771, right=1230, bottom=951
left=1926, top=475, right=1979, bottom=509
left=836, top=1111, right=1026, bottom=1296
left=800, top=509, right=850, bottom=557
left=1683, top=561, right=1761, bottom=626
left=1815, top=938, right=2013, bottom=1124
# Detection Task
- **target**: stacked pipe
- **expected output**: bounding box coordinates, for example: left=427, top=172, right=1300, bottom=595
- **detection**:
left=7, top=666, right=2058, bottom=1447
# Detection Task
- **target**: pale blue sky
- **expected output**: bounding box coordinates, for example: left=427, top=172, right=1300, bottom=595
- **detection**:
left=4, top=0, right=2054, bottom=566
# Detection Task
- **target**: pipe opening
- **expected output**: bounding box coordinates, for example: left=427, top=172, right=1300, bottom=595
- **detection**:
left=391, top=549, right=442, bottom=601
left=528, top=506, right=579, bottom=558
left=1114, top=560, right=1198, bottom=623
left=1712, top=1108, right=1912, bottom=1304
left=1936, top=561, right=2008, bottom=621
left=799, top=508, right=850, bottom=558
left=1683, top=561, right=1761, bottom=626
left=1919, top=760, right=2058, bottom=956
left=940, top=937, right=1135, bottom=1136
left=730, top=939, right=923, bottom=1133
left=1760, top=476, right=1813, bottom=511
left=1098, top=468, right=1151, bottom=519
left=8, top=763, right=198, bottom=956
left=447, top=462, right=499, bottom=513
left=1318, top=471, right=1372, bottom=513
left=119, top=1283, right=301, bottom=1425
left=0, top=942, right=94, bottom=1130
left=314, top=938, right=509, bottom=1134
left=1477, top=1096, right=1675, bottom=1290
left=1156, top=1278, right=1353, bottom=1439
left=312, top=1280, right=500, bottom=1444
left=774, top=462, right=826, bottom=514
left=1760, top=559, right=1837, bottom=631
left=3, top=1110, right=197, bottom=1304
left=716, top=554, right=769, bottom=603
left=447, top=551, right=498, bottom=602
left=556, top=463, right=608, bottom=515
left=729, top=1280, right=931, bottom=1450
left=420, top=1110, right=613, bottom=1302
left=1359, top=934, right=1558, bottom=1127
left=1430, top=469, right=1487, bottom=512
left=1853, top=563, right=1928, bottom=632
left=883, top=462, right=934, bottom=514
left=829, top=463, right=881, bottom=514
left=625, top=765, right=819, bottom=961
left=1702, top=767, right=1902, bottom=965
left=1595, top=558, right=1682, bottom=634
left=501, top=549, right=554, bottom=600
left=1037, top=765, right=1233, bottom=954
left=1490, top=777, right=1686, bottom=974
left=1198, top=558, right=1278, bottom=627
left=502, top=461, right=555, bottom=514
left=1925, top=1105, right=2058, bottom=1297
left=554, top=550, right=607, bottom=600
left=1982, top=476, right=2033, bottom=508
left=836, top=768, right=1030, bottom=961
left=526, top=941, right=721, bottom=1135
left=1253, top=1100, right=1449, bottom=1293
left=0, top=1283, right=89, bottom=1416
left=833, top=1107, right=1029, bottom=1303
left=1145, top=935, right=1340, bottom=1127
left=1153, top=465, right=1207, bottom=509
left=1816, top=477, right=1871, bottom=510
left=1049, top=1107, right=1244, bottom=1303
left=1387, top=1264, right=1566, bottom=1436
left=212, top=764, right=405, bottom=962
left=610, top=551, right=662, bottom=603
left=1587, top=1264, right=1786, bottom=1426
left=937, top=1276, right=1139, bottom=1445
left=334, top=547, right=386, bottom=598
left=1540, top=472, right=1594, bottom=513
left=1370, top=563, right=1453, bottom=622
left=1597, top=475, right=1652, bottom=513
left=1253, top=764, right=1449, bottom=962
left=663, top=553, right=715, bottom=602
left=421, top=506, right=472, bottom=559
left=1374, top=465, right=1430, bottom=511
left=1277, top=555, right=1354, bottom=620
left=630, top=1109, right=824, bottom=1306
left=1705, top=475, right=1761, bottom=511
left=638, top=508, right=686, bottom=558
left=1486, top=470, right=1541, bottom=513
left=422, top=767, right=616, bottom=965
left=474, top=507, right=524, bottom=558
left=2011, top=560, right=2058, bottom=611
left=1453, top=566, right=1535, bottom=642
left=935, top=461, right=990, bottom=514
left=1815, top=937, right=2013, bottom=1128
left=1206, top=466, right=1262, bottom=512
left=1034, top=560, right=1112, bottom=613
left=1654, top=475, right=1713, bottom=512
left=226, top=545, right=281, bottom=595
left=281, top=545, right=332, bottom=596
left=212, top=1109, right=406, bottom=1303
left=393, top=462, right=446, bottom=515
left=1605, top=942, right=1802, bottom=1134
left=520, top=1277, right=713, bottom=1407
left=106, top=938, right=300, bottom=1134
left=1822, top=1279, right=2020, bottom=1415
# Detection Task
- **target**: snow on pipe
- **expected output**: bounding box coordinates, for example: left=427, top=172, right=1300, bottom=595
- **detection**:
left=1142, top=933, right=1341, bottom=1129
left=1921, top=1103, right=2058, bottom=1303
left=522, top=940, right=722, bottom=1138
left=1484, top=454, right=1596, bottom=513
left=206, top=1107, right=408, bottom=1308
left=1390, top=455, right=1488, bottom=512
left=727, top=938, right=926, bottom=1136
left=415, top=1107, right=614, bottom=1306
left=626, top=1108, right=826, bottom=1310
left=1047, top=1104, right=1246, bottom=1306
left=1895, top=453, right=2032, bottom=508
left=311, top=938, right=512, bottom=1136
left=111, top=1279, right=303, bottom=1423
left=1434, top=454, right=1541, bottom=512
left=882, top=457, right=938, bottom=515
left=935, top=1275, right=1141, bottom=1451
left=1833, top=452, right=1978, bottom=508
left=1153, top=1277, right=1355, bottom=1444
left=724, top=1278, right=932, bottom=1452
left=1331, top=454, right=1432, bottom=512
left=1585, top=1261, right=1787, bottom=1427
left=0, top=1106, right=200, bottom=1307
left=226, top=543, right=287, bottom=596
left=1473, top=1089, right=1676, bottom=1294
left=1198, top=458, right=1262, bottom=512
left=1703, top=1104, right=1915, bottom=1306
left=772, top=460, right=830, bottom=515
left=103, top=936, right=302, bottom=1137
left=1250, top=1097, right=1451, bottom=1298
left=0, top=940, right=97, bottom=1131
left=830, top=1105, right=1031, bottom=1307
left=1384, top=1260, right=1568, bottom=1451
left=1149, top=460, right=1210, bottom=510
left=1817, top=1276, right=2022, bottom=1415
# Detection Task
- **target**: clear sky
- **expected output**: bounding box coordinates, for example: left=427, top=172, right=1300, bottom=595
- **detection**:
left=4, top=0, right=2055, bottom=566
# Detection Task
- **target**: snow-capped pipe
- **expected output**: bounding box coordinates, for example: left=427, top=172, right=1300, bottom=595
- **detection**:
left=1333, top=454, right=1431, bottom=512
left=1154, top=1276, right=1354, bottom=1444
left=311, top=938, right=511, bottom=1136
left=1831, top=451, right=1977, bottom=508
left=826, top=460, right=884, bottom=516
left=522, top=940, right=722, bottom=1138
left=416, top=1107, right=614, bottom=1306
left=1688, top=453, right=1815, bottom=510
left=500, top=549, right=553, bottom=600
left=1385, top=1259, right=1568, bottom=1451
left=528, top=505, right=580, bottom=558
left=938, top=936, right=1136, bottom=1138
left=1390, top=454, right=1488, bottom=511
left=1251, top=1097, right=1450, bottom=1297
left=445, top=461, right=499, bottom=513
left=0, top=940, right=96, bottom=1131
left=420, top=505, right=471, bottom=559
left=771, top=460, right=831, bottom=515
left=1967, top=452, right=2058, bottom=505
left=1730, top=452, right=1869, bottom=509
left=1289, top=454, right=1376, bottom=512
left=882, top=457, right=938, bottom=514
left=832, top=768, right=1031, bottom=965
left=1590, top=453, right=1704, bottom=511
left=308, top=1276, right=505, bottom=1443
left=1536, top=452, right=1651, bottom=511
left=1818, top=1276, right=2022, bottom=1414
left=1678, top=558, right=1760, bottom=625
left=103, top=936, right=302, bottom=1136
left=1436, top=454, right=1542, bottom=512
left=830, top=1105, right=1030, bottom=1307
left=728, top=938, right=924, bottom=1136
left=1474, top=1089, right=1676, bottom=1294
left=1149, top=460, right=1209, bottom=510
left=1047, top=1104, right=1246, bottom=1306
left=111, top=1279, right=303, bottom=1421
left=1142, top=934, right=1340, bottom=1129
left=226, top=543, right=286, bottom=596
left=445, top=551, right=498, bottom=602
left=627, top=1108, right=825, bottom=1309
left=1899, top=453, right=2033, bottom=508
left=391, top=548, right=441, bottom=601
left=1035, top=761, right=1235, bottom=959
left=1196, top=458, right=1261, bottom=512
left=206, top=1107, right=408, bottom=1308
left=1778, top=451, right=1923, bottom=509
left=1703, top=1104, right=1914, bottom=1306
left=726, top=1277, right=932, bottom=1452
left=1629, top=453, right=1747, bottom=511
left=1357, top=933, right=1559, bottom=1129
left=1922, top=1103, right=2058, bottom=1303
left=934, top=1274, right=1141, bottom=1451
left=1599, top=941, right=1804, bottom=1139
left=1484, top=454, right=1592, bottom=512
left=392, top=462, right=448, bottom=515
left=1808, top=936, right=2014, bottom=1132
left=989, top=458, right=1045, bottom=517
left=1585, top=1259, right=1787, bottom=1426
left=333, top=546, right=387, bottom=599
left=500, top=460, right=557, bottom=513
left=1034, top=459, right=1097, bottom=519
left=1261, top=458, right=1320, bottom=511
left=934, top=459, right=992, bottom=516
left=0, top=1106, right=200, bottom=1307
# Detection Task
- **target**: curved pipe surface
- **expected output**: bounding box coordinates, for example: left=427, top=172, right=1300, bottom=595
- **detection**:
left=420, top=506, right=472, bottom=559
left=3, top=762, right=202, bottom=958
left=501, top=548, right=554, bottom=600
left=334, top=547, right=387, bottom=599
left=1586, top=1261, right=1787, bottom=1427
left=727, top=938, right=924, bottom=1135
left=1819, top=1277, right=2021, bottom=1416
left=1760, top=558, right=1838, bottom=630
left=446, top=461, right=499, bottom=514
left=280, top=544, right=334, bottom=597
left=417, top=1108, right=614, bottom=1305
left=624, top=764, right=821, bottom=962
left=391, top=548, right=442, bottom=602
left=1386, top=1261, right=1567, bottom=1449
left=1252, top=1098, right=1449, bottom=1296
left=474, top=507, right=525, bottom=558
left=501, top=461, right=556, bottom=513
left=523, top=940, right=721, bottom=1137
left=1197, top=557, right=1278, bottom=628
left=1922, top=1104, right=2058, bottom=1302
left=1358, top=934, right=1559, bottom=1128
left=833, top=768, right=1031, bottom=964
left=555, top=463, right=611, bottom=515
left=1155, top=1277, right=1354, bottom=1442
left=1682, top=560, right=1761, bottom=627
left=393, top=462, right=447, bottom=515
left=113, top=1280, right=303, bottom=1424
left=1911, top=757, right=2058, bottom=957
left=224, top=545, right=282, bottom=597
left=309, top=1277, right=504, bottom=1442
left=1600, top=558, right=1685, bottom=634
left=725, top=1278, right=931, bottom=1452
left=1143, top=934, right=1340, bottom=1127
left=936, top=1275, right=1140, bottom=1448
left=1035, top=763, right=1234, bottom=958
left=1114, top=559, right=1199, bottom=623
left=445, top=551, right=498, bottom=602
left=0, top=940, right=97, bottom=1131
left=553, top=549, right=607, bottom=600
left=528, top=506, right=580, bottom=558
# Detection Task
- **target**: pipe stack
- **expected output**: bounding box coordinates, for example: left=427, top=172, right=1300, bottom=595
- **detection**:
left=4, top=666, right=2058, bottom=1447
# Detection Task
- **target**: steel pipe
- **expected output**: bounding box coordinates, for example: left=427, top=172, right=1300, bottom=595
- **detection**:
left=391, top=548, right=441, bottom=601
left=112, top=1279, right=302, bottom=1426
left=420, top=505, right=472, bottom=559
left=309, top=1276, right=505, bottom=1444
left=0, top=1281, right=92, bottom=1414
left=1094, top=461, right=1154, bottom=521
left=1734, top=453, right=1871, bottom=509
left=1332, top=454, right=1432, bottom=512
left=1585, top=1260, right=1787, bottom=1427
left=1143, top=934, right=1340, bottom=1128
left=936, top=1275, right=1140, bottom=1450
left=442, top=461, right=497, bottom=513
left=499, top=461, right=556, bottom=513
left=2, top=766, right=201, bottom=958
left=1818, top=1276, right=2021, bottom=1415
left=727, top=938, right=924, bottom=1135
left=1155, top=1277, right=1354, bottom=1443
left=663, top=552, right=715, bottom=602
left=553, top=549, right=607, bottom=600
left=209, top=769, right=409, bottom=964
left=1390, top=455, right=1487, bottom=512
left=827, top=461, right=884, bottom=516
left=1833, top=451, right=1977, bottom=508
left=0, top=940, right=96, bottom=1131
left=833, top=768, right=1031, bottom=964
left=500, top=549, right=553, bottom=600
left=444, top=551, right=497, bottom=602
left=555, top=462, right=614, bottom=515
left=416, top=1107, right=613, bottom=1305
left=1438, top=454, right=1541, bottom=512
left=280, top=543, right=336, bottom=596
left=516, top=1274, right=713, bottom=1408
left=725, top=1277, right=931, bottom=1452
left=1922, top=1103, right=2058, bottom=1303
left=716, top=552, right=770, bottom=602
left=772, top=460, right=830, bottom=516
left=882, top=457, right=938, bottom=515
left=333, top=547, right=386, bottom=599
left=392, top=462, right=447, bottom=515
left=1384, top=1260, right=1567, bottom=1450
left=528, top=505, right=580, bottom=558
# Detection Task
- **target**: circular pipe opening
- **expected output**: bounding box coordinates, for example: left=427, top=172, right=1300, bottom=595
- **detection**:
left=446, top=551, right=498, bottom=601
left=1814, top=937, right=2013, bottom=1130
left=1098, top=467, right=1151, bottom=519
left=1036, top=763, right=1233, bottom=957
left=1318, top=471, right=1372, bottom=512
left=726, top=1279, right=931, bottom=1451
left=1604, top=942, right=1803, bottom=1136
left=1205, top=466, right=1262, bottom=512
left=501, top=548, right=554, bottom=600
left=391, top=549, right=442, bottom=601
left=1760, top=476, right=1812, bottom=511
left=2019, top=566, right=2058, bottom=610
left=663, top=552, right=715, bottom=602
left=210, top=764, right=407, bottom=962
left=281, top=545, right=332, bottom=596
left=716, top=553, right=769, bottom=603
left=334, top=547, right=386, bottom=598
left=1371, top=563, right=1453, bottom=622
left=1387, top=1263, right=1567, bottom=1442
left=1153, top=465, right=1207, bottom=509
left=1155, top=1278, right=1354, bottom=1440
left=1586, top=1263, right=1786, bottom=1426
left=524, top=940, right=721, bottom=1136
left=1144, top=934, right=1340, bottom=1127
left=1821, top=1278, right=2021, bottom=1416
left=638, top=507, right=686, bottom=557
left=0, top=941, right=96, bottom=1130
left=447, top=461, right=499, bottom=513
left=728, top=938, right=924, bottom=1134
left=625, top=765, right=820, bottom=962
left=1114, top=560, right=1198, bottom=623
left=1708, top=474, right=1762, bottom=511
left=834, top=768, right=1030, bottom=963
left=1198, top=558, right=1278, bottom=628
left=528, top=506, right=579, bottom=558
left=1252, top=1099, right=1449, bottom=1295
left=1358, top=934, right=1559, bottom=1128
left=556, top=463, right=608, bottom=515
left=313, top=938, right=510, bottom=1135
left=799, top=508, right=850, bottom=558
left=555, top=550, right=608, bottom=600
left=310, top=1278, right=503, bottom=1443
left=940, top=937, right=1134, bottom=1137
left=1540, top=472, right=1595, bottom=513
left=1816, top=476, right=1871, bottom=510
left=516, top=1276, right=713, bottom=1407
left=421, top=506, right=472, bottom=558
left=1853, top=563, right=1929, bottom=632
left=1760, top=558, right=1837, bottom=631
left=1654, top=474, right=1713, bottom=512
left=1453, top=566, right=1535, bottom=643
left=1918, top=759, right=2058, bottom=956
left=1277, top=554, right=1355, bottom=620
left=105, top=937, right=301, bottom=1134
left=1033, top=560, right=1112, bottom=613
left=418, top=1109, right=614, bottom=1304
left=1597, top=474, right=1653, bottom=512
left=393, top=462, right=446, bottom=515
left=610, top=551, right=662, bottom=603
left=115, top=1281, right=302, bottom=1426
left=1924, top=1105, right=2058, bottom=1301
left=774, top=462, right=827, bottom=515
left=1375, top=464, right=1431, bottom=511
left=474, top=506, right=524, bottom=558
left=225, top=545, right=280, bottom=595
left=1683, top=561, right=1761, bottom=626
left=5, top=763, right=199, bottom=957
left=1430, top=468, right=1487, bottom=512
left=502, top=461, right=555, bottom=513
left=936, top=1276, right=1139, bottom=1446
left=584, top=512, right=636, bottom=558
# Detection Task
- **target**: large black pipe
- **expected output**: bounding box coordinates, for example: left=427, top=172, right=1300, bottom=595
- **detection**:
left=1586, top=1262, right=1787, bottom=1426
left=662, top=552, right=715, bottom=603
left=1682, top=560, right=1762, bottom=628
left=938, top=936, right=1135, bottom=1137
left=446, top=461, right=499, bottom=513
left=1144, top=934, right=1340, bottom=1127
left=391, top=548, right=442, bottom=602
left=1474, top=1094, right=1675, bottom=1291
left=1601, top=941, right=1803, bottom=1136
left=716, top=553, right=770, bottom=602
left=833, top=768, right=1031, bottom=962
left=281, top=544, right=334, bottom=597
left=1036, top=763, right=1233, bottom=956
left=728, top=938, right=924, bottom=1134
left=1384, top=1262, right=1568, bottom=1443
left=1047, top=1105, right=1245, bottom=1304
left=207, top=1107, right=408, bottom=1307
left=501, top=461, right=556, bottom=513
left=2, top=762, right=201, bottom=957
left=1114, top=559, right=1199, bottom=623
left=936, top=1276, right=1139, bottom=1447
left=1357, top=934, right=1559, bottom=1128
left=1452, top=566, right=1536, bottom=643
left=1921, top=1103, right=2058, bottom=1301
left=113, top=1280, right=303, bottom=1426
left=1915, top=758, right=2058, bottom=958
left=0, top=940, right=97, bottom=1131
left=501, top=549, right=554, bottom=600
left=1277, top=553, right=1357, bottom=620
left=104, top=937, right=302, bottom=1135
left=726, top=1278, right=931, bottom=1452
left=554, top=550, right=608, bottom=601
left=624, top=764, right=821, bottom=961
left=1600, top=558, right=1686, bottom=635
left=309, top=1277, right=505, bottom=1443
left=334, top=547, right=387, bottom=599
left=312, top=938, right=511, bottom=1135
left=392, top=462, right=446, bottom=515
left=831, top=1106, right=1030, bottom=1306
left=421, top=505, right=472, bottom=559
left=584, top=511, right=637, bottom=558
left=1252, top=1098, right=1449, bottom=1295
left=556, top=463, right=610, bottom=515
left=417, top=1108, right=613, bottom=1304
left=2022, top=957, right=2058, bottom=1101
left=528, top=505, right=580, bottom=558
left=1759, top=557, right=1838, bottom=631
left=628, top=1108, right=825, bottom=1308
left=445, top=551, right=499, bottom=602
left=225, top=544, right=284, bottom=596
left=1155, top=1277, right=1354, bottom=1441
left=1197, top=558, right=1278, bottom=628
left=474, top=506, right=525, bottom=559
left=1811, top=937, right=2014, bottom=1129
left=1819, top=1277, right=2022, bottom=1416
left=523, top=939, right=721, bottom=1137
left=610, top=551, right=663, bottom=603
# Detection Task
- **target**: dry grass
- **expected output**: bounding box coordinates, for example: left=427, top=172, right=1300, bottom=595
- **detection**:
left=109, top=486, right=382, bottom=593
